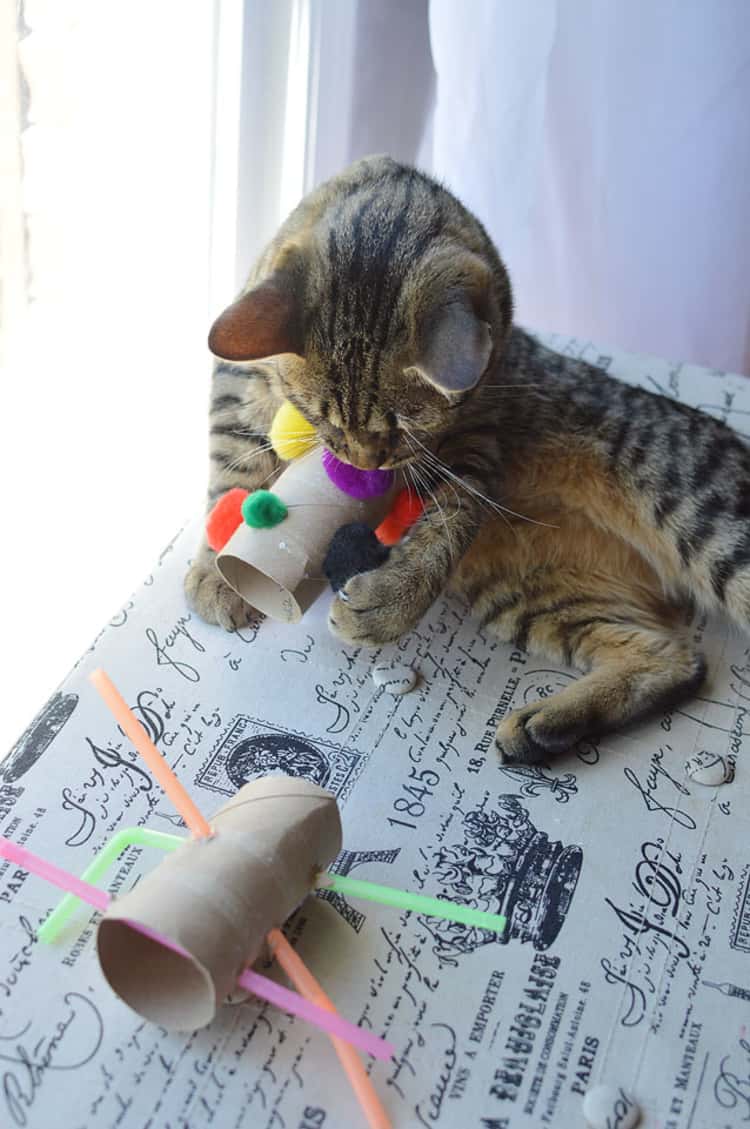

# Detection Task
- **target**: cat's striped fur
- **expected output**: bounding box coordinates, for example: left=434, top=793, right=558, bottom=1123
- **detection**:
left=186, top=155, right=750, bottom=764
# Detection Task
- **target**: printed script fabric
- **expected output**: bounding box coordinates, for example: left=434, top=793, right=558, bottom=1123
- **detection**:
left=1, top=333, right=749, bottom=1128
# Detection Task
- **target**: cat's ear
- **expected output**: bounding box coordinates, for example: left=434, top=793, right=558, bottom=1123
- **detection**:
left=208, top=254, right=304, bottom=361
left=410, top=295, right=492, bottom=395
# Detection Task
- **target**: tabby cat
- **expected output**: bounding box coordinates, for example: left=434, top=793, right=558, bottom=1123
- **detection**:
left=186, top=155, right=750, bottom=765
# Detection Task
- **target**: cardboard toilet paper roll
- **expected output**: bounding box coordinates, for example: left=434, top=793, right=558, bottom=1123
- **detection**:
left=97, top=776, right=342, bottom=1031
left=216, top=456, right=397, bottom=623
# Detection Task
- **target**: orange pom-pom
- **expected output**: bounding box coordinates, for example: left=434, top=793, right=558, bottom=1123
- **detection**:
left=375, top=488, right=425, bottom=546
left=391, top=489, right=424, bottom=526
left=206, top=488, right=249, bottom=551
left=374, top=516, right=401, bottom=546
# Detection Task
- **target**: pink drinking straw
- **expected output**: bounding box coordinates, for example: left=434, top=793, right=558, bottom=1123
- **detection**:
left=0, top=836, right=393, bottom=1059
left=237, top=969, right=393, bottom=1062
left=0, top=838, right=110, bottom=911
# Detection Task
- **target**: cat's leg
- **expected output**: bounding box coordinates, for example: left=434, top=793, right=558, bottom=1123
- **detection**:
left=455, top=518, right=707, bottom=764
left=185, top=363, right=281, bottom=629
left=494, top=615, right=705, bottom=764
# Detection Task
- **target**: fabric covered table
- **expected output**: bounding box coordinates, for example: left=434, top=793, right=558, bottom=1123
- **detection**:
left=1, top=333, right=748, bottom=1129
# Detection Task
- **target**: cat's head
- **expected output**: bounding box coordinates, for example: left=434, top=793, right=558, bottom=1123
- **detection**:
left=209, top=160, right=512, bottom=469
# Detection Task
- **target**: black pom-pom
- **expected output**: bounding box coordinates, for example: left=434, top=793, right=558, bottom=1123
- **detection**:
left=323, top=523, right=391, bottom=592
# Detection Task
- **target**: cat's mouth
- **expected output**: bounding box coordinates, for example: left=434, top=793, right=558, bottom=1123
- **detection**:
left=321, top=437, right=418, bottom=471
left=381, top=454, right=415, bottom=470
left=326, top=448, right=413, bottom=472
left=318, top=425, right=422, bottom=472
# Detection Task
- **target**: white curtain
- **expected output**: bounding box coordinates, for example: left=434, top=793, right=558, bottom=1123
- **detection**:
left=325, top=1, right=750, bottom=375
left=424, top=0, right=750, bottom=374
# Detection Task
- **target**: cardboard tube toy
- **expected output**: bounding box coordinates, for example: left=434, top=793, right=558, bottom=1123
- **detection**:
left=97, top=776, right=342, bottom=1031
left=215, top=455, right=397, bottom=623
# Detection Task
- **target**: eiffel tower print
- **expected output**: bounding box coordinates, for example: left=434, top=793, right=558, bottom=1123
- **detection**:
left=317, top=846, right=402, bottom=932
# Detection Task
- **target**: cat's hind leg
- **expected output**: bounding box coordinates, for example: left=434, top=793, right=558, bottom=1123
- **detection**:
left=494, top=617, right=705, bottom=763
left=454, top=518, right=707, bottom=764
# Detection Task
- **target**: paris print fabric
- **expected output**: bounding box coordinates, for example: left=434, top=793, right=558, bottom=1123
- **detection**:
left=0, top=333, right=748, bottom=1129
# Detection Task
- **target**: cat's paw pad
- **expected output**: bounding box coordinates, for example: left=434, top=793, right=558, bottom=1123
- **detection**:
left=184, top=559, right=256, bottom=631
left=495, top=703, right=586, bottom=764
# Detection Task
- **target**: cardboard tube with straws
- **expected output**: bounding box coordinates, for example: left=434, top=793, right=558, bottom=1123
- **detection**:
left=97, top=776, right=342, bottom=1031
left=216, top=454, right=396, bottom=623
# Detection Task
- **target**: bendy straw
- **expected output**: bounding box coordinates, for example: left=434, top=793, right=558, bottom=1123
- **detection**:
left=89, top=669, right=213, bottom=840
left=40, top=827, right=506, bottom=943
left=0, top=836, right=392, bottom=1057
left=38, top=826, right=182, bottom=944
left=319, top=872, right=506, bottom=934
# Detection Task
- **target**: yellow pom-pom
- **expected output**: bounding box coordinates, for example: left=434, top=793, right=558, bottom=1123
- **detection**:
left=269, top=400, right=317, bottom=461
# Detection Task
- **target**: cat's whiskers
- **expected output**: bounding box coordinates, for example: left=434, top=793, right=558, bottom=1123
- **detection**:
left=403, top=463, right=423, bottom=504
left=292, top=439, right=324, bottom=465
left=404, top=439, right=461, bottom=562
left=413, top=445, right=516, bottom=534
left=402, top=427, right=513, bottom=532
left=403, top=431, right=477, bottom=525
left=480, top=382, right=544, bottom=390
left=276, top=438, right=325, bottom=479
left=236, top=437, right=321, bottom=490
left=221, top=443, right=277, bottom=473
left=411, top=447, right=463, bottom=519
left=416, top=466, right=457, bottom=562
left=220, top=435, right=319, bottom=475
left=403, top=425, right=558, bottom=531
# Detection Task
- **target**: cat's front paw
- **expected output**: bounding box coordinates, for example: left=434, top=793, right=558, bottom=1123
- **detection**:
left=184, top=555, right=257, bottom=631
left=328, top=558, right=429, bottom=646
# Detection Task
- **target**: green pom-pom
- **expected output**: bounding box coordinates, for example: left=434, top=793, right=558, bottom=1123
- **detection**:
left=241, top=490, right=289, bottom=529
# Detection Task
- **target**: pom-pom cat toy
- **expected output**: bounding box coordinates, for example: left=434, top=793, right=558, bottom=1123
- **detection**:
left=206, top=401, right=423, bottom=622
left=0, top=670, right=504, bottom=1128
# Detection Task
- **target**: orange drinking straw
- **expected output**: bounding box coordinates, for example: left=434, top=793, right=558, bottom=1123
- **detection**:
left=268, top=928, right=392, bottom=1129
left=89, top=669, right=213, bottom=840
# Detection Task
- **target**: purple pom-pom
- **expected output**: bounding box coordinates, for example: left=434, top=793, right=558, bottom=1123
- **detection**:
left=322, top=449, right=394, bottom=499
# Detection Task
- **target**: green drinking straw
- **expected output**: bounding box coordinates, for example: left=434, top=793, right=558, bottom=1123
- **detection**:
left=39, top=825, right=505, bottom=946
left=319, top=873, right=506, bottom=934
left=38, top=826, right=183, bottom=944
